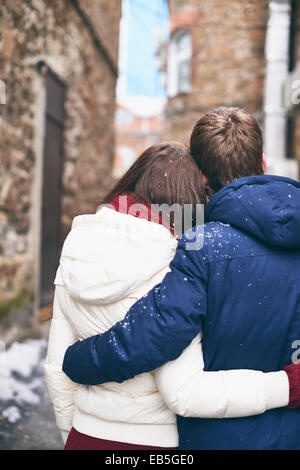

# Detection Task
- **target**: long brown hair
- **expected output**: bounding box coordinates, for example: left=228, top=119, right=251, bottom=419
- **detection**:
left=101, top=142, right=206, bottom=231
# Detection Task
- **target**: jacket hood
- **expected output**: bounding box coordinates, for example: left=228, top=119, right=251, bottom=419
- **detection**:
left=205, top=175, right=300, bottom=249
left=55, top=207, right=177, bottom=304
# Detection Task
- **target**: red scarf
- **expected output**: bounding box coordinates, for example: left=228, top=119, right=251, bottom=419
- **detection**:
left=109, top=193, right=174, bottom=235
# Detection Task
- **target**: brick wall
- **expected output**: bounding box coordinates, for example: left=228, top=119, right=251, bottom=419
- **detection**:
left=165, top=0, right=269, bottom=145
left=113, top=104, right=165, bottom=177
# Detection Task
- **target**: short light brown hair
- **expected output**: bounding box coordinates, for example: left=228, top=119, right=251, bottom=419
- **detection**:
left=190, top=107, right=264, bottom=193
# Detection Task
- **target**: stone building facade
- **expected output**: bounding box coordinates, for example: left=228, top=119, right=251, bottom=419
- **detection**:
left=0, top=0, right=121, bottom=341
left=165, top=0, right=300, bottom=179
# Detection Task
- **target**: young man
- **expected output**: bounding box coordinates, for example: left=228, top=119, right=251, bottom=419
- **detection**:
left=62, top=107, right=300, bottom=449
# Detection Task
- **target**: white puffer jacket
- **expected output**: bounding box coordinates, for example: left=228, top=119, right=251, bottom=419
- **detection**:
left=44, top=207, right=289, bottom=447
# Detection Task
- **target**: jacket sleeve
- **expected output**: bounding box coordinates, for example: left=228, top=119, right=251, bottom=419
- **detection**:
left=155, top=335, right=289, bottom=418
left=62, top=233, right=208, bottom=385
left=44, top=285, right=80, bottom=433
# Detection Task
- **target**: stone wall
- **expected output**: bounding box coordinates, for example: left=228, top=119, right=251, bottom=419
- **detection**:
left=0, top=0, right=121, bottom=331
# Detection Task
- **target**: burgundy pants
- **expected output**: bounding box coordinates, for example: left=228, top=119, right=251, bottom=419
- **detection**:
left=65, top=427, right=177, bottom=451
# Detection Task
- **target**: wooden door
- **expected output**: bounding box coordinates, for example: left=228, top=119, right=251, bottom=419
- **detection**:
left=39, top=69, right=65, bottom=308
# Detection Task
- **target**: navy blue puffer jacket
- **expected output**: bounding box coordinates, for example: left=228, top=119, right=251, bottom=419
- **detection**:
left=63, top=175, right=300, bottom=449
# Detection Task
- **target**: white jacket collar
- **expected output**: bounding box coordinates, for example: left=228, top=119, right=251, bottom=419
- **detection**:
left=55, top=207, right=177, bottom=304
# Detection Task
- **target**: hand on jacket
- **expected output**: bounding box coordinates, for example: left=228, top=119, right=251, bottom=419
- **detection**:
left=284, top=362, right=300, bottom=409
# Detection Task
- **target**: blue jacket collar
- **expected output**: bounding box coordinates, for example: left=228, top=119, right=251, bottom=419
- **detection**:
left=205, top=175, right=300, bottom=249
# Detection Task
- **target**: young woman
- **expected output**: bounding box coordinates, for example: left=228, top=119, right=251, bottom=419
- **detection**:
left=45, top=142, right=294, bottom=451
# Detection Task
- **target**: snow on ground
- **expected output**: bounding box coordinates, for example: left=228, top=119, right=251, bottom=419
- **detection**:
left=0, top=339, right=46, bottom=406
left=0, top=338, right=63, bottom=450
left=3, top=406, right=21, bottom=424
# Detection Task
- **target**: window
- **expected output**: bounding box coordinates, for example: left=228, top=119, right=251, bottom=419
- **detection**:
left=168, top=29, right=192, bottom=97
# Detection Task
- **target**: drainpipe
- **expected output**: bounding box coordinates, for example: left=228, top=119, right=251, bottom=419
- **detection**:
left=264, top=0, right=297, bottom=177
